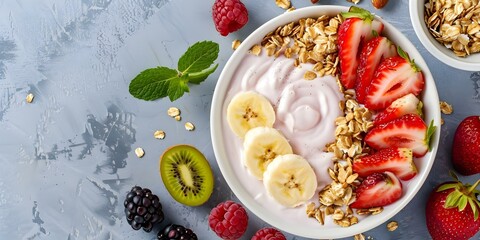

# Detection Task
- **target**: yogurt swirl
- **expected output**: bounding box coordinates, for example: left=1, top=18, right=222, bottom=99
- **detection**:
left=275, top=76, right=343, bottom=158
left=240, top=53, right=343, bottom=158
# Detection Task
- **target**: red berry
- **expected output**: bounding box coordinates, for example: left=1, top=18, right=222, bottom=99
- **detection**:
left=350, top=172, right=402, bottom=209
left=252, top=227, right=286, bottom=240
left=452, top=116, right=480, bottom=175
left=426, top=179, right=480, bottom=240
left=353, top=147, right=417, bottom=181
left=365, top=114, right=432, bottom=157
left=208, top=201, right=248, bottom=240
left=337, top=7, right=384, bottom=89
left=364, top=48, right=424, bottom=111
left=212, top=0, right=249, bottom=36
left=356, top=36, right=396, bottom=103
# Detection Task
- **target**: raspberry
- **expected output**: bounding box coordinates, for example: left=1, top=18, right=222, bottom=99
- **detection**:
left=208, top=200, right=248, bottom=240
left=212, top=0, right=249, bottom=36
left=252, top=228, right=286, bottom=240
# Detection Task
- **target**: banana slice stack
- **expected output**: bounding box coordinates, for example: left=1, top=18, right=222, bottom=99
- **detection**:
left=243, top=127, right=293, bottom=180
left=227, top=91, right=318, bottom=208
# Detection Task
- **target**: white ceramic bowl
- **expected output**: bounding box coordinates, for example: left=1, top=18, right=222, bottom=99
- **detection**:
left=211, top=6, right=441, bottom=239
left=410, top=0, right=480, bottom=71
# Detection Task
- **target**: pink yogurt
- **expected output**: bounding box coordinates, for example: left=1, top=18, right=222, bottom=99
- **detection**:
left=221, top=52, right=344, bottom=227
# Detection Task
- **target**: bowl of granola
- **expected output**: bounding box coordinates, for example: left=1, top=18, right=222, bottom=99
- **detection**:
left=410, top=0, right=480, bottom=71
left=211, top=5, right=441, bottom=239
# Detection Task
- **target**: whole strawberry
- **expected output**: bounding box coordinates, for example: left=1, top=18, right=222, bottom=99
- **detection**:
left=452, top=116, right=480, bottom=175
left=212, top=0, right=248, bottom=36
left=426, top=175, right=480, bottom=240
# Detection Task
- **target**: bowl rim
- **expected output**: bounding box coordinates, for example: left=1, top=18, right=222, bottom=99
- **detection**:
left=409, top=0, right=480, bottom=71
left=211, top=5, right=441, bottom=239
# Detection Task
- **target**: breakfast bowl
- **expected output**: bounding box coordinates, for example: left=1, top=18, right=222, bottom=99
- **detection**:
left=409, top=0, right=480, bottom=71
left=211, top=5, right=441, bottom=239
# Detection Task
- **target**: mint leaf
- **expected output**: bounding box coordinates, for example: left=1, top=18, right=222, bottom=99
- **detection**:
left=178, top=41, right=219, bottom=74
left=129, top=40, right=219, bottom=102
left=188, top=64, right=218, bottom=84
left=129, top=67, right=178, bottom=101
left=167, top=77, right=189, bottom=101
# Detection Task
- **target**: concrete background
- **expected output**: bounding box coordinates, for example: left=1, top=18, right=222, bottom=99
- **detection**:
left=0, top=0, right=479, bottom=239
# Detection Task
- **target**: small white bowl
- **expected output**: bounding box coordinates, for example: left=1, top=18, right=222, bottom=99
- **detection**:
left=211, top=6, right=441, bottom=239
left=409, top=0, right=480, bottom=71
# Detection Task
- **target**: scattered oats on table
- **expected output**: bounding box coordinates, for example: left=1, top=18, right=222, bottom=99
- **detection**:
left=387, top=221, right=399, bottom=231
left=185, top=122, right=195, bottom=131
left=354, top=233, right=366, bottom=240
left=275, top=0, right=291, bottom=9
left=154, top=130, right=165, bottom=140
left=167, top=107, right=180, bottom=117
left=135, top=147, right=145, bottom=158
left=347, top=0, right=361, bottom=4
left=26, top=93, right=34, bottom=103
left=440, top=101, right=453, bottom=114
left=232, top=39, right=241, bottom=50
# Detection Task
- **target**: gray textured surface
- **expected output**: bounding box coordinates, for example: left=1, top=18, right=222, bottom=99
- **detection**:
left=0, top=0, right=479, bottom=239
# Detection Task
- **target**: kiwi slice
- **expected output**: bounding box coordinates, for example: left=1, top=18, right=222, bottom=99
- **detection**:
left=160, top=145, right=214, bottom=206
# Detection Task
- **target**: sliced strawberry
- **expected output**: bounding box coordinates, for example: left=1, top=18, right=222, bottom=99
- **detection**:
left=373, top=93, right=423, bottom=126
left=350, top=172, right=402, bottom=209
left=353, top=148, right=417, bottom=181
left=364, top=47, right=425, bottom=110
left=356, top=36, right=397, bottom=103
left=365, top=114, right=436, bottom=157
left=338, top=7, right=384, bottom=89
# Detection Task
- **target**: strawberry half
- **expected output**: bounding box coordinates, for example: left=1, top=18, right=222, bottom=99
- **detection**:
left=364, top=47, right=425, bottom=110
left=338, top=7, right=384, bottom=89
left=350, top=171, right=402, bottom=209
left=353, top=148, right=417, bottom=181
left=373, top=93, right=423, bottom=126
left=356, top=36, right=397, bottom=103
left=365, top=114, right=436, bottom=157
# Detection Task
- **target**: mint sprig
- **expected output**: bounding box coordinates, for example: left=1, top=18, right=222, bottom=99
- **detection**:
left=129, top=41, right=219, bottom=101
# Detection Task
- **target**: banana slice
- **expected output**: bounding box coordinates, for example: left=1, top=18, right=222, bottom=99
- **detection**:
left=243, top=127, right=293, bottom=180
left=227, top=91, right=276, bottom=138
left=263, top=154, right=317, bottom=207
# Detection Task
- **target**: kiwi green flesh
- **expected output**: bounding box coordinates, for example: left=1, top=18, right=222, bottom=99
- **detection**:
left=160, top=145, right=214, bottom=206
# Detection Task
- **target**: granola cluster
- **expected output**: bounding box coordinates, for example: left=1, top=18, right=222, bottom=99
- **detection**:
left=250, top=14, right=343, bottom=78
left=305, top=90, right=381, bottom=228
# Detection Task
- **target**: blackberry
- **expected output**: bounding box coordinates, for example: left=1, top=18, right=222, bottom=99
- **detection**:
left=157, top=224, right=198, bottom=240
left=124, top=186, right=164, bottom=232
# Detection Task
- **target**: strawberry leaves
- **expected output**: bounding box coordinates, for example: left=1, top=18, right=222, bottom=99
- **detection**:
left=397, top=46, right=421, bottom=72
left=129, top=41, right=219, bottom=101
left=438, top=175, right=480, bottom=220
left=341, top=6, right=375, bottom=22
